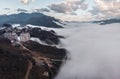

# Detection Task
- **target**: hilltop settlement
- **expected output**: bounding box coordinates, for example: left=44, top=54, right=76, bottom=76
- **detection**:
left=0, top=24, right=67, bottom=79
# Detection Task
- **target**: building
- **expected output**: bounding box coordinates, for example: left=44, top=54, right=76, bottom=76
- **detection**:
left=4, top=30, right=31, bottom=42
left=4, top=32, right=18, bottom=42
left=20, top=32, right=30, bottom=42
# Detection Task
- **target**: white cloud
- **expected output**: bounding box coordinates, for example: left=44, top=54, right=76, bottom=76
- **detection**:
left=18, top=0, right=120, bottom=21
left=55, top=23, right=120, bottom=79
left=48, top=0, right=88, bottom=15
left=80, top=3, right=88, bottom=10
left=90, top=0, right=120, bottom=19
left=21, top=0, right=35, bottom=4
left=31, top=8, right=50, bottom=12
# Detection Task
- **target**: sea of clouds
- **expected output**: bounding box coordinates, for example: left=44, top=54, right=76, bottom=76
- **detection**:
left=54, top=23, right=120, bottom=79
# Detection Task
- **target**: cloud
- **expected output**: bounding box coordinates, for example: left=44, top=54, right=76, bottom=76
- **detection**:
left=34, top=8, right=50, bottom=12
left=3, top=8, right=10, bottom=10
left=90, top=0, right=120, bottom=19
left=80, top=3, right=88, bottom=10
left=21, top=0, right=35, bottom=4
left=55, top=23, right=120, bottom=79
left=48, top=0, right=88, bottom=15
left=21, top=0, right=29, bottom=4
left=17, top=8, right=28, bottom=12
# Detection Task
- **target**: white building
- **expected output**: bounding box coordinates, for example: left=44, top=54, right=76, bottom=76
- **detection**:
left=20, top=32, right=30, bottom=42
left=4, top=32, right=18, bottom=42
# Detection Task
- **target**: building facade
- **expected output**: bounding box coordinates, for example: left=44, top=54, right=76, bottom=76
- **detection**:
left=20, top=32, right=30, bottom=42
left=4, top=32, right=18, bottom=42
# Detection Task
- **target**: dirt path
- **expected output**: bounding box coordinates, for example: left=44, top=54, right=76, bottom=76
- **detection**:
left=20, top=43, right=66, bottom=79
left=20, top=43, right=40, bottom=57
left=25, top=60, right=33, bottom=79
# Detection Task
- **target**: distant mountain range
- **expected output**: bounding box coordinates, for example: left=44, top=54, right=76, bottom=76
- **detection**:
left=0, top=12, right=63, bottom=28
left=93, top=18, right=120, bottom=25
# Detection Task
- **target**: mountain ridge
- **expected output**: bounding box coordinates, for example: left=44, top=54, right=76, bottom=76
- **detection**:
left=93, top=18, right=120, bottom=25
left=0, top=12, right=63, bottom=28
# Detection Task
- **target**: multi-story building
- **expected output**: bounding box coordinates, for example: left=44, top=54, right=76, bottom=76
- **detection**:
left=4, top=30, right=30, bottom=42
left=4, top=32, right=18, bottom=42
left=20, top=32, right=30, bottom=42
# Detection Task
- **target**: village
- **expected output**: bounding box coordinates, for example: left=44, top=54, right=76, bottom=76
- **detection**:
left=3, top=27, right=30, bottom=43
left=0, top=23, right=62, bottom=46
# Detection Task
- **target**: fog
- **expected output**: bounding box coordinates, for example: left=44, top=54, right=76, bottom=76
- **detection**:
left=55, top=23, right=120, bottom=79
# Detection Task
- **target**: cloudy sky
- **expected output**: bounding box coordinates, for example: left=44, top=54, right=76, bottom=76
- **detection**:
left=0, top=0, right=120, bottom=21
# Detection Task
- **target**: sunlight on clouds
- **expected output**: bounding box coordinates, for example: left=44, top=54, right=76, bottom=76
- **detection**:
left=48, top=0, right=86, bottom=15
left=94, top=0, right=120, bottom=16
left=21, top=0, right=29, bottom=4
left=17, top=0, right=120, bottom=21
left=21, top=0, right=35, bottom=4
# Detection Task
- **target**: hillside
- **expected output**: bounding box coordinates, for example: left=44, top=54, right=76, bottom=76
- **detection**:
left=0, top=25, right=67, bottom=79
left=0, top=12, right=63, bottom=28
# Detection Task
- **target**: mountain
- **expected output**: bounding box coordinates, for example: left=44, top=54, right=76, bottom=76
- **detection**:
left=0, top=12, right=63, bottom=28
left=93, top=18, right=120, bottom=25
left=0, top=38, right=66, bottom=79
left=0, top=26, right=67, bottom=79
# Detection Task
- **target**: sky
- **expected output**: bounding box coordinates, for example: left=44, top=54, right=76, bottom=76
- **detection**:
left=0, top=0, right=120, bottom=21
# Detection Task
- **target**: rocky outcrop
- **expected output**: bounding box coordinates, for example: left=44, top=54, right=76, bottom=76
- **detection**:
left=0, top=35, right=67, bottom=79
left=2, top=24, right=12, bottom=28
left=29, top=28, right=61, bottom=45
left=22, top=40, right=66, bottom=59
